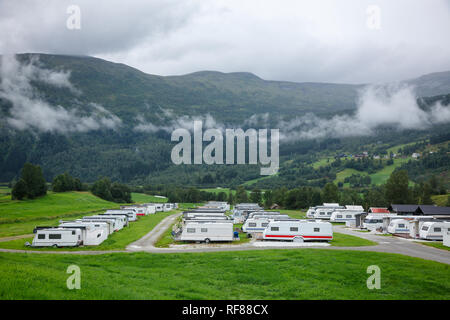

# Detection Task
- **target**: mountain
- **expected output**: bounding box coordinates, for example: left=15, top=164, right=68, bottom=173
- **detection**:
left=0, top=53, right=449, bottom=185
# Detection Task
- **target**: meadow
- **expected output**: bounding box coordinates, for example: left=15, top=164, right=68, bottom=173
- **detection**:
left=0, top=249, right=448, bottom=300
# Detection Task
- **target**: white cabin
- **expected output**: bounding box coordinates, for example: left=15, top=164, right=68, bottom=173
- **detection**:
left=177, top=222, right=234, bottom=243
left=31, top=228, right=82, bottom=247
left=262, top=220, right=333, bottom=241
left=419, top=221, right=450, bottom=240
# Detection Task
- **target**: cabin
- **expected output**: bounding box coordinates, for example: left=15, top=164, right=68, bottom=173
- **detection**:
left=262, top=220, right=333, bottom=242
left=176, top=221, right=234, bottom=243
left=388, top=204, right=419, bottom=215
left=30, top=227, right=82, bottom=247
left=415, top=205, right=450, bottom=216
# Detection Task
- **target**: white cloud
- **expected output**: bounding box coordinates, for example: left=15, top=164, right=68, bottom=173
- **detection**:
left=0, top=55, right=122, bottom=133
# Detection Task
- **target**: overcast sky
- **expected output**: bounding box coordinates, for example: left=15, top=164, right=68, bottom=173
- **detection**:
left=1, top=0, right=449, bottom=84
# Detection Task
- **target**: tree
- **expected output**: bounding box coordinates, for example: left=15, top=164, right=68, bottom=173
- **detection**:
left=250, top=189, right=262, bottom=205
left=385, top=170, right=410, bottom=204
left=11, top=179, right=27, bottom=200
left=322, top=183, right=339, bottom=203
left=419, top=183, right=433, bottom=205
left=11, top=163, right=47, bottom=200
left=110, top=183, right=132, bottom=203
left=91, top=178, right=113, bottom=202
left=263, top=190, right=273, bottom=208
left=227, top=191, right=234, bottom=206
left=235, top=186, right=248, bottom=203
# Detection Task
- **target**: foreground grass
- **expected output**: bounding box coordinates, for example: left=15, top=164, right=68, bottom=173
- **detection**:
left=415, top=241, right=450, bottom=252
left=0, top=212, right=174, bottom=251
left=331, top=233, right=376, bottom=247
left=0, top=249, right=448, bottom=299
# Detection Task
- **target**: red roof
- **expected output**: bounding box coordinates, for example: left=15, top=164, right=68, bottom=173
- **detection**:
left=369, top=207, right=390, bottom=213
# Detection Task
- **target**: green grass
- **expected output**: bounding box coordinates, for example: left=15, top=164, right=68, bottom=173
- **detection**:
left=331, top=233, right=377, bottom=247
left=431, top=194, right=449, bottom=206
left=131, top=193, right=167, bottom=204
left=415, top=241, right=450, bottom=252
left=0, top=186, right=11, bottom=195
left=0, top=192, right=122, bottom=237
left=0, top=249, right=448, bottom=299
left=369, top=158, right=411, bottom=185
left=0, top=211, right=175, bottom=251
left=312, top=157, right=333, bottom=169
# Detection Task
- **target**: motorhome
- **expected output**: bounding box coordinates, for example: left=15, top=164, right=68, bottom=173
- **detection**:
left=84, top=215, right=125, bottom=231
left=30, top=227, right=82, bottom=247
left=387, top=219, right=411, bottom=234
left=104, top=209, right=137, bottom=222
left=176, top=222, right=234, bottom=243
left=58, top=221, right=108, bottom=245
left=262, top=220, right=333, bottom=242
left=362, top=213, right=397, bottom=231
left=419, top=221, right=450, bottom=240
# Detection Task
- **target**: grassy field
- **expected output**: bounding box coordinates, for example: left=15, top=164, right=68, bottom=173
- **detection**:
left=0, top=186, right=11, bottom=196
left=431, top=194, right=449, bottom=206
left=131, top=193, right=167, bottom=203
left=0, top=249, right=448, bottom=299
left=369, top=157, right=411, bottom=185
left=415, top=241, right=450, bottom=252
left=0, top=211, right=175, bottom=251
left=331, top=233, right=376, bottom=247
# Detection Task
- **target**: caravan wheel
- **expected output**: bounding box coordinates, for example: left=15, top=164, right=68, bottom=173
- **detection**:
left=293, top=237, right=304, bottom=243
left=205, top=238, right=211, bottom=244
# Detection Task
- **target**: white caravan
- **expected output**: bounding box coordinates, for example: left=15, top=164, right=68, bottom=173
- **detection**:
left=387, top=219, right=411, bottom=234
left=262, top=220, right=333, bottom=241
left=154, top=203, right=164, bottom=212
left=419, top=221, right=450, bottom=240
left=247, top=211, right=281, bottom=219
left=121, top=206, right=147, bottom=216
left=58, top=222, right=108, bottom=246
left=104, top=210, right=137, bottom=222
left=306, top=207, right=317, bottom=218
left=183, top=211, right=225, bottom=219
left=30, top=227, right=82, bottom=247
left=84, top=215, right=125, bottom=231
left=144, top=204, right=157, bottom=214
left=242, top=216, right=290, bottom=233
left=177, top=222, right=234, bottom=243
left=98, top=214, right=129, bottom=227
left=313, top=204, right=344, bottom=220
left=79, top=218, right=115, bottom=234
left=330, top=210, right=361, bottom=223
left=362, top=214, right=397, bottom=231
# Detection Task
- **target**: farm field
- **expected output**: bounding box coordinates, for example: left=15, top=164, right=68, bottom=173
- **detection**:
left=0, top=249, right=449, bottom=299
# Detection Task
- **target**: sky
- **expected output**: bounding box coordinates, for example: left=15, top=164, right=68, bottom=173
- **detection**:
left=0, top=0, right=449, bottom=84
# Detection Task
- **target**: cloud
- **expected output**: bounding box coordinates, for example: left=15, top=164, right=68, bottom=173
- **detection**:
left=1, top=1, right=449, bottom=84
left=0, top=54, right=122, bottom=133
left=276, top=84, right=450, bottom=141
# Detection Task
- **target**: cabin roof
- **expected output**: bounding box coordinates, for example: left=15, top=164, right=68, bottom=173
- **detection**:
left=415, top=205, right=450, bottom=215
left=369, top=207, right=390, bottom=213
left=388, top=204, right=419, bottom=213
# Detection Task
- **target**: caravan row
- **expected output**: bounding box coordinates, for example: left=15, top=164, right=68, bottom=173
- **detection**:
left=28, top=207, right=148, bottom=248
left=306, top=204, right=364, bottom=222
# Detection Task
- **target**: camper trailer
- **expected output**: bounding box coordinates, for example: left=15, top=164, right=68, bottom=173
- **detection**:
left=183, top=211, right=225, bottom=219
left=104, top=210, right=137, bottom=222
left=120, top=206, right=147, bottom=216
left=262, top=220, right=333, bottom=242
left=242, top=216, right=290, bottom=233
left=313, top=204, right=345, bottom=220
left=419, top=221, right=450, bottom=240
left=30, top=227, right=82, bottom=247
left=84, top=215, right=125, bottom=231
left=387, top=219, right=411, bottom=234
left=362, top=213, right=397, bottom=231
left=98, top=214, right=129, bottom=227
left=154, top=203, right=164, bottom=212
left=79, top=218, right=115, bottom=234
left=176, top=222, right=234, bottom=243
left=306, top=207, right=317, bottom=218
left=58, top=221, right=108, bottom=246
left=330, top=210, right=361, bottom=223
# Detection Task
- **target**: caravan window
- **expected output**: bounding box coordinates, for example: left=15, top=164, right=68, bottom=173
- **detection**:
left=261, top=223, right=268, bottom=227
left=422, top=226, right=429, bottom=231
left=319, top=212, right=325, bottom=215
left=72, top=231, right=76, bottom=235
left=434, top=227, right=441, bottom=232
left=398, top=224, right=405, bottom=228
left=314, top=228, right=320, bottom=232
left=97, top=233, right=101, bottom=238
left=38, top=234, right=45, bottom=239
left=290, top=227, right=298, bottom=232
left=271, top=227, right=279, bottom=231
left=187, top=228, right=196, bottom=233
left=201, top=228, right=208, bottom=233
left=346, top=215, right=352, bottom=218
left=249, top=223, right=257, bottom=227
left=49, top=234, right=61, bottom=239
left=337, top=215, right=343, bottom=218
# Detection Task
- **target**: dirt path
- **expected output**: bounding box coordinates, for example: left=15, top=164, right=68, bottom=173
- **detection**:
left=0, top=234, right=33, bottom=242
left=1, top=215, right=449, bottom=265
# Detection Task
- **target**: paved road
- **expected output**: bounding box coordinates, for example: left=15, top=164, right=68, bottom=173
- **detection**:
left=1, top=214, right=449, bottom=264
